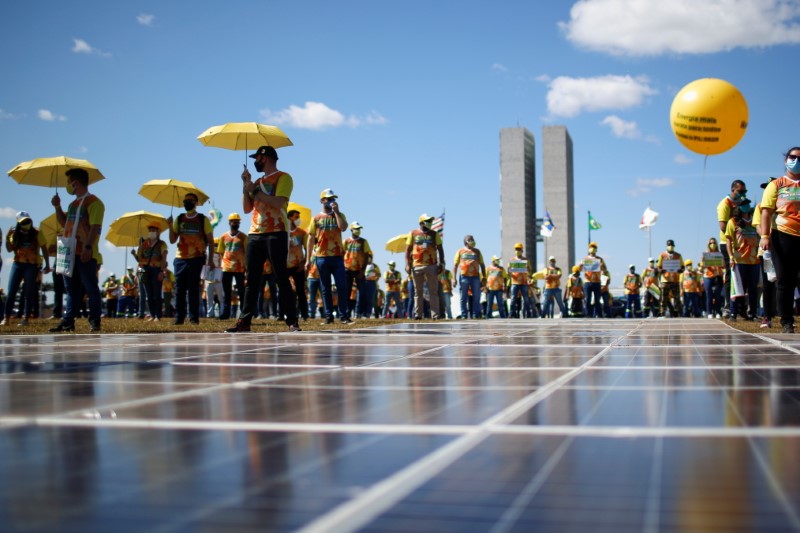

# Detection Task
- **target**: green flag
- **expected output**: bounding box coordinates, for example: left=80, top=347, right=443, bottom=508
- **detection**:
left=588, top=212, right=602, bottom=230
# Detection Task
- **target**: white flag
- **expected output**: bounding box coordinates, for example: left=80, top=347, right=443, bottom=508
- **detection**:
left=639, top=207, right=659, bottom=230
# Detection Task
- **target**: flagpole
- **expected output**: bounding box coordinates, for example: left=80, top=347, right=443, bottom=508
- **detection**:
left=588, top=210, right=591, bottom=246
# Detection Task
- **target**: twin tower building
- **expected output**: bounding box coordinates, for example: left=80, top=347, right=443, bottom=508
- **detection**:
left=499, top=126, right=575, bottom=272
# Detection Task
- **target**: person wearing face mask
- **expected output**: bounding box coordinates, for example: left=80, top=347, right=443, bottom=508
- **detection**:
left=680, top=260, right=703, bottom=318
left=726, top=200, right=759, bottom=321
left=760, top=146, right=800, bottom=333
left=508, top=243, right=534, bottom=318
left=343, top=221, right=373, bottom=319
left=49, top=168, right=105, bottom=333
left=717, top=179, right=748, bottom=316
left=216, top=213, right=247, bottom=320
left=1, top=212, right=50, bottom=327
left=167, top=193, right=214, bottom=325
left=539, top=256, right=566, bottom=319
left=564, top=265, right=585, bottom=318
left=135, top=224, right=168, bottom=322
left=702, top=238, right=724, bottom=319
left=453, top=234, right=486, bottom=319
left=580, top=242, right=609, bottom=318
left=485, top=256, right=508, bottom=318
left=657, top=239, right=684, bottom=318
left=228, top=145, right=299, bottom=332
left=286, top=209, right=309, bottom=321
left=405, top=214, right=445, bottom=320
left=383, top=261, right=403, bottom=318
left=307, top=189, right=351, bottom=324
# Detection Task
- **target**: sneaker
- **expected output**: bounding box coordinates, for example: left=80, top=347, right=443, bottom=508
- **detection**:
left=760, top=317, right=771, bottom=329
left=707, top=314, right=715, bottom=319
left=152, top=317, right=160, bottom=322
left=189, top=319, right=200, bottom=325
left=323, top=317, right=334, bottom=325
left=48, top=323, right=75, bottom=333
left=17, top=318, right=28, bottom=326
left=89, top=321, right=101, bottom=332
left=173, top=318, right=185, bottom=325
left=0, top=319, right=6, bottom=326
left=782, top=324, right=795, bottom=334
left=225, top=320, right=251, bottom=333
left=340, top=317, right=352, bottom=324
left=288, top=323, right=302, bottom=332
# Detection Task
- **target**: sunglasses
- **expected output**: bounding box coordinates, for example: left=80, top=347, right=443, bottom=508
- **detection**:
left=788, top=154, right=800, bottom=161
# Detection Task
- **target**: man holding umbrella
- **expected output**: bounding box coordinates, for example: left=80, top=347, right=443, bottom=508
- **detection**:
left=227, top=145, right=300, bottom=332
left=49, top=168, right=105, bottom=332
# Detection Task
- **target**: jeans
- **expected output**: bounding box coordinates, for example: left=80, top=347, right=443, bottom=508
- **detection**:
left=542, top=288, right=566, bottom=318
left=703, top=276, right=722, bottom=317
left=383, top=290, right=402, bottom=317
left=459, top=275, right=482, bottom=318
left=117, top=296, right=137, bottom=317
left=221, top=271, right=245, bottom=319
left=486, top=290, right=506, bottom=318
left=510, top=284, right=532, bottom=318
left=137, top=275, right=148, bottom=318
left=205, top=281, right=224, bottom=318
left=141, top=266, right=163, bottom=319
left=307, top=278, right=321, bottom=318
left=358, top=280, right=376, bottom=317
left=760, top=261, right=776, bottom=319
left=316, top=256, right=349, bottom=320
left=584, top=281, right=602, bottom=317
left=683, top=292, right=701, bottom=317
left=63, top=258, right=102, bottom=326
left=174, top=256, right=205, bottom=322
left=240, top=232, right=297, bottom=326
left=4, top=262, right=37, bottom=319
left=287, top=267, right=308, bottom=319
left=441, top=292, right=453, bottom=319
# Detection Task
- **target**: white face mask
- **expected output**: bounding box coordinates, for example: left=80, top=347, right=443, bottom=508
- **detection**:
left=148, top=231, right=158, bottom=240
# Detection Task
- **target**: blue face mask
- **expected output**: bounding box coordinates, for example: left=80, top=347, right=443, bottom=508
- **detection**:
left=786, top=157, right=800, bottom=174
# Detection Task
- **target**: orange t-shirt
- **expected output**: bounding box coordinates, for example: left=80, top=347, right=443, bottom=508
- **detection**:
left=249, top=171, right=293, bottom=234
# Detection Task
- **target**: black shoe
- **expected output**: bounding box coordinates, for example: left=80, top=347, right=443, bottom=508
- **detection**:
left=782, top=324, right=795, bottom=334
left=49, top=323, right=75, bottom=333
left=189, top=319, right=200, bottom=325
left=225, top=320, right=251, bottom=333
left=324, top=317, right=334, bottom=324
left=340, top=317, right=352, bottom=324
left=288, top=323, right=302, bottom=332
left=173, top=318, right=185, bottom=325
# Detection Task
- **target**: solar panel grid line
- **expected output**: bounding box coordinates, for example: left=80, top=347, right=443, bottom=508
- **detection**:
left=297, top=323, right=641, bottom=532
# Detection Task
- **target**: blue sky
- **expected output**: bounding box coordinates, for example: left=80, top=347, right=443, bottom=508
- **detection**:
left=2, top=0, right=800, bottom=293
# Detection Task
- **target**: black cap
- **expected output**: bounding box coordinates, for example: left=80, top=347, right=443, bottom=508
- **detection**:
left=666, top=239, right=675, bottom=246
left=249, top=146, right=278, bottom=160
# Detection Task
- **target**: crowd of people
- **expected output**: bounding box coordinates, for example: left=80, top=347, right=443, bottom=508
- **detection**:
left=3, top=146, right=800, bottom=333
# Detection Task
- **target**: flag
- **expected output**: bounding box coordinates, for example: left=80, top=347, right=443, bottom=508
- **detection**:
left=588, top=212, right=602, bottom=230
left=431, top=211, right=445, bottom=237
left=540, top=210, right=555, bottom=238
left=639, top=207, right=659, bottom=230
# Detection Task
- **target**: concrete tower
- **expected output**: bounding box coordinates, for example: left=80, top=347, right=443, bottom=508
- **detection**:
left=542, top=125, right=575, bottom=270
left=499, top=128, right=537, bottom=267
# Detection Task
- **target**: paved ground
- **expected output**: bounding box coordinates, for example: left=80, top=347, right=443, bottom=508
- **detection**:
left=1, top=319, right=798, bottom=532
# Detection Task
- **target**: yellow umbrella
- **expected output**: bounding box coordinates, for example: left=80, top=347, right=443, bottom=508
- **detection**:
left=39, top=213, right=63, bottom=258
left=287, top=201, right=312, bottom=230
left=138, top=179, right=209, bottom=208
left=386, top=233, right=410, bottom=254
left=197, top=122, right=293, bottom=154
left=8, top=156, right=105, bottom=188
left=106, top=211, right=168, bottom=248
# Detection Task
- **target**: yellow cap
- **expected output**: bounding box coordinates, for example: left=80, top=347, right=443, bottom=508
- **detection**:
left=589, top=241, right=597, bottom=248
left=350, top=221, right=363, bottom=230
left=320, top=188, right=337, bottom=200
left=419, top=213, right=434, bottom=223
left=684, top=259, right=693, bottom=266
left=228, top=213, right=241, bottom=221
left=514, top=242, right=523, bottom=249
left=572, top=265, right=581, bottom=273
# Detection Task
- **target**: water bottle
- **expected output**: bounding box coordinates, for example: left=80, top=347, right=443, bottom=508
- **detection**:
left=763, top=250, right=777, bottom=282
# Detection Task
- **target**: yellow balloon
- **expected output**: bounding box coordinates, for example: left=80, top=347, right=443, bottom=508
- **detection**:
left=670, top=78, right=748, bottom=156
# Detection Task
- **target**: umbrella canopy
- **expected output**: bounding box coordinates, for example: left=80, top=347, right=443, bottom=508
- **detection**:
left=8, top=156, right=105, bottom=188
left=106, top=211, right=168, bottom=248
left=197, top=122, right=293, bottom=152
left=287, top=201, right=312, bottom=230
left=39, top=213, right=63, bottom=257
left=386, top=233, right=410, bottom=254
left=138, top=179, right=209, bottom=208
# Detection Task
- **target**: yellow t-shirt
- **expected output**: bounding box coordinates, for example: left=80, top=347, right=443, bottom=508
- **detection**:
left=249, top=171, right=293, bottom=234
left=761, top=175, right=800, bottom=237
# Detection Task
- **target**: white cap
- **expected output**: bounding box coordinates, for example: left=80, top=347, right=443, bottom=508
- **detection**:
left=16, top=211, right=31, bottom=222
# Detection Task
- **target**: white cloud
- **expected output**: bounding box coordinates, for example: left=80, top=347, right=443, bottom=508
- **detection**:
left=38, top=109, right=66, bottom=122
left=71, top=38, right=111, bottom=57
left=137, top=13, right=156, bottom=26
left=259, top=102, right=388, bottom=130
left=0, top=109, right=21, bottom=120
left=628, top=177, right=675, bottom=197
left=491, top=63, right=508, bottom=73
left=560, top=0, right=800, bottom=56
left=0, top=207, right=17, bottom=219
left=601, top=115, right=640, bottom=139
left=546, top=75, right=657, bottom=117
left=674, top=154, right=693, bottom=164
left=535, top=74, right=551, bottom=83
